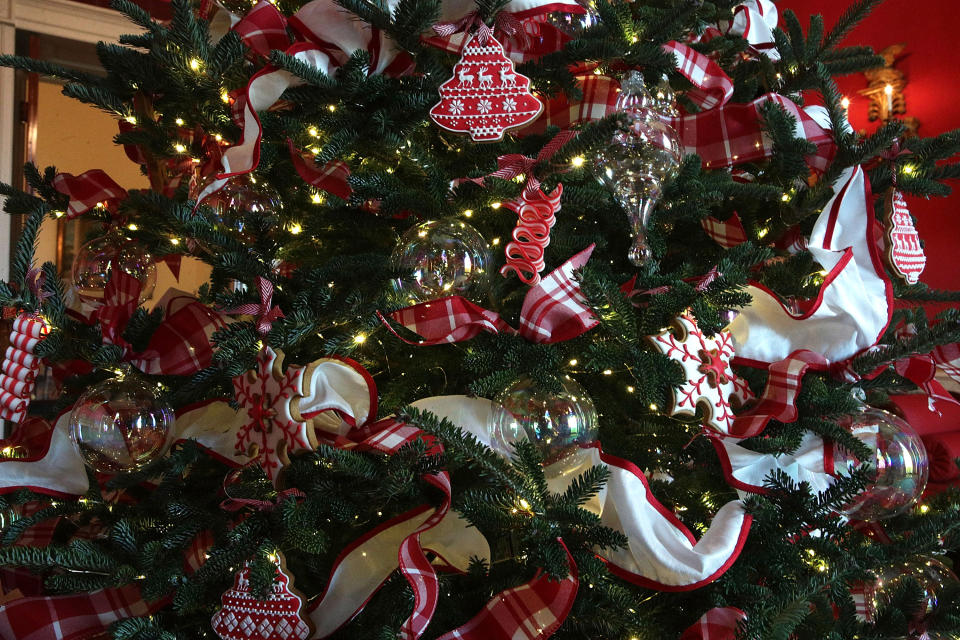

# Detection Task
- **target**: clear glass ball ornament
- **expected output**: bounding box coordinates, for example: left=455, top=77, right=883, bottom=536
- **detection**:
left=593, top=70, right=683, bottom=266
left=837, top=407, right=928, bottom=521
left=68, top=371, right=174, bottom=473
left=489, top=376, right=599, bottom=463
left=390, top=218, right=491, bottom=304
left=72, top=230, right=157, bottom=303
left=215, top=178, right=282, bottom=233
left=864, top=555, right=959, bottom=626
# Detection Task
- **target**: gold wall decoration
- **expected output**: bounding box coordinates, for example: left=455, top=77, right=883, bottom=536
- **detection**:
left=860, top=44, right=920, bottom=136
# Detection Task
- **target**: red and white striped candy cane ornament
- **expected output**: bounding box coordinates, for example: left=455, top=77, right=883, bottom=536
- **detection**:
left=500, top=185, right=562, bottom=286
left=0, top=314, right=50, bottom=424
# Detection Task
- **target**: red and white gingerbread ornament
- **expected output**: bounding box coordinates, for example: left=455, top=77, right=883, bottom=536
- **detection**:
left=429, top=31, right=543, bottom=142
left=0, top=314, right=50, bottom=424
left=232, top=346, right=319, bottom=485
left=650, top=314, right=752, bottom=435
left=212, top=552, right=312, bottom=640
left=882, top=189, right=926, bottom=285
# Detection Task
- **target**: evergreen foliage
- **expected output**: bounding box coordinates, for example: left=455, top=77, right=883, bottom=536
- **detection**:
left=0, top=0, right=957, bottom=638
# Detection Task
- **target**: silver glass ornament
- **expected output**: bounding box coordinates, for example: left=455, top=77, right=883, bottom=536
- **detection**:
left=593, top=70, right=683, bottom=266
left=489, top=376, right=599, bottom=463
left=391, top=218, right=491, bottom=304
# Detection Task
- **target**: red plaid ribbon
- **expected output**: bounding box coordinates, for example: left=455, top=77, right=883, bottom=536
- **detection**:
left=679, top=607, right=746, bottom=640
left=92, top=271, right=228, bottom=376
left=0, top=314, right=49, bottom=424
left=528, top=50, right=834, bottom=174
left=701, top=213, right=747, bottom=249
left=129, top=293, right=229, bottom=376
left=486, top=130, right=579, bottom=193
left=730, top=350, right=828, bottom=439
left=287, top=139, right=353, bottom=200
left=383, top=245, right=598, bottom=346
left=233, top=0, right=290, bottom=56
left=0, top=584, right=166, bottom=640
left=223, top=276, right=284, bottom=335
left=51, top=170, right=127, bottom=220
left=95, top=266, right=143, bottom=349
left=437, top=539, right=578, bottom=640
left=663, top=41, right=734, bottom=110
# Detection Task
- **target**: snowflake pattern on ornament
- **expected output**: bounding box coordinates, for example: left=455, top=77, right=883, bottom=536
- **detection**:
left=650, top=314, right=753, bottom=435
left=232, top=346, right=318, bottom=485
left=211, top=553, right=312, bottom=640
left=429, top=32, right=543, bottom=142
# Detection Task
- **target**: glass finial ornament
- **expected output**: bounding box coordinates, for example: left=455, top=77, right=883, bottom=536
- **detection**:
left=68, top=369, right=174, bottom=473
left=593, top=70, right=683, bottom=266
left=390, top=218, right=491, bottom=304
left=836, top=407, right=928, bottom=521
left=489, top=376, right=599, bottom=463
left=72, top=229, right=157, bottom=303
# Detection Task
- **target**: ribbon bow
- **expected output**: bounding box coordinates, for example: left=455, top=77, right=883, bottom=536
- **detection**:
left=223, top=276, right=284, bottom=335
left=486, top=130, right=579, bottom=194
left=381, top=245, right=598, bottom=346
left=433, top=10, right=524, bottom=45
left=91, top=270, right=228, bottom=376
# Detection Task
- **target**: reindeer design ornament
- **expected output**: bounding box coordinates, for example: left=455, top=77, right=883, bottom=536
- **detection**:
left=430, top=31, right=542, bottom=141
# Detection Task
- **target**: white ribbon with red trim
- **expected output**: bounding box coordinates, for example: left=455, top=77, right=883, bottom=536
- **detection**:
left=726, top=0, right=780, bottom=61
left=414, top=395, right=752, bottom=590
left=713, top=431, right=840, bottom=496
left=728, top=165, right=892, bottom=365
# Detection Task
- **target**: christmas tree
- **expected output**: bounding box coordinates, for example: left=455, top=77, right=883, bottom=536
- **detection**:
left=0, top=0, right=959, bottom=638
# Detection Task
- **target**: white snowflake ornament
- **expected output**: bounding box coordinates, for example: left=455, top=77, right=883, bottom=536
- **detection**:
left=233, top=346, right=318, bottom=485
left=650, top=314, right=753, bottom=435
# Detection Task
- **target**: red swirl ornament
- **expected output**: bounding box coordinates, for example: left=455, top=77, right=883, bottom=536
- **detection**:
left=500, top=185, right=562, bottom=286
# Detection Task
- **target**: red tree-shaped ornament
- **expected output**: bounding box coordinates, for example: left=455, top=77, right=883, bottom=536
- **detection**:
left=430, top=32, right=543, bottom=142
left=212, top=554, right=311, bottom=640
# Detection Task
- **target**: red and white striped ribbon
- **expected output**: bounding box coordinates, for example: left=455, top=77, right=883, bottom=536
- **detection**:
left=383, top=244, right=598, bottom=346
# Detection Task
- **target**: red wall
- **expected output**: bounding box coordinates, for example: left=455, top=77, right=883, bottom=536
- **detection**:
left=789, top=0, right=960, bottom=293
